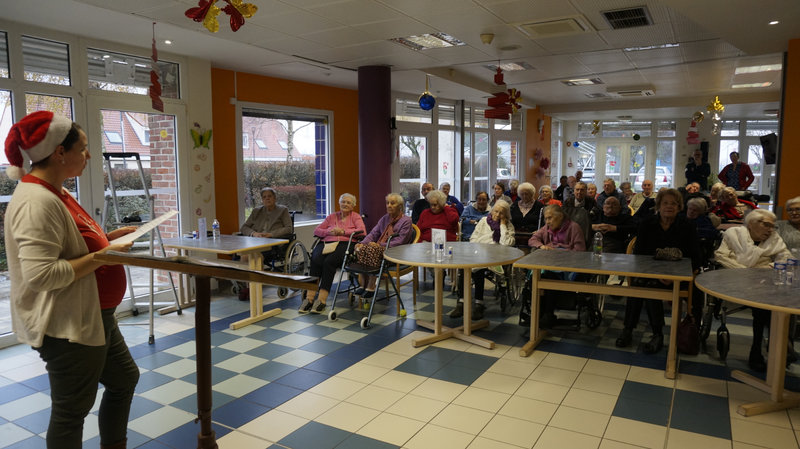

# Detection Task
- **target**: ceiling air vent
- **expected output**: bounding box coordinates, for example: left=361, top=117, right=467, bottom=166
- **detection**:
left=607, top=86, right=656, bottom=97
left=602, top=7, right=653, bottom=30
left=585, top=92, right=611, bottom=99
left=519, top=16, right=592, bottom=38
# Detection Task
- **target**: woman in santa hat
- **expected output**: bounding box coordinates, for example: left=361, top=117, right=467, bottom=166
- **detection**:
left=4, top=111, right=139, bottom=449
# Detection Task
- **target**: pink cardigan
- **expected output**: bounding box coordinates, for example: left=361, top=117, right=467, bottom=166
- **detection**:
left=313, top=211, right=366, bottom=242
left=529, top=218, right=586, bottom=251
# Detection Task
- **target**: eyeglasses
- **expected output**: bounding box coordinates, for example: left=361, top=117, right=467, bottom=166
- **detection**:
left=788, top=208, right=800, bottom=214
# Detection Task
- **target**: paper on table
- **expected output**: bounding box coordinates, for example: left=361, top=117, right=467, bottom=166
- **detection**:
left=110, top=210, right=179, bottom=244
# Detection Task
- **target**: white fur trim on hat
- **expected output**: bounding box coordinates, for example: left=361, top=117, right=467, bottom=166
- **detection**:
left=4, top=111, right=73, bottom=181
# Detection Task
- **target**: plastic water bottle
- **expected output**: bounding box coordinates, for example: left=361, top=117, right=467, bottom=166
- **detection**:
left=773, top=262, right=787, bottom=286
left=447, top=246, right=454, bottom=259
left=593, top=231, right=603, bottom=256
left=435, top=243, right=445, bottom=262
left=212, top=218, right=220, bottom=239
left=787, top=259, right=798, bottom=287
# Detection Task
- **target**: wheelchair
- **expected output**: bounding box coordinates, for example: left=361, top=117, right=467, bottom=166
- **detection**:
left=231, top=210, right=311, bottom=299
left=327, top=232, right=407, bottom=329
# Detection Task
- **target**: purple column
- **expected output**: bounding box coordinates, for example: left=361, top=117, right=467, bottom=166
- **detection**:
left=358, top=66, right=391, bottom=230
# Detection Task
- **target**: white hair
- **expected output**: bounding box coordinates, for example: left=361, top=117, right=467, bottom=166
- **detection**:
left=744, top=208, right=775, bottom=227
left=339, top=193, right=357, bottom=205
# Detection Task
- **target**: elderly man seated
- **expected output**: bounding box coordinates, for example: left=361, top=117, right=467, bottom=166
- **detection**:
left=715, top=209, right=792, bottom=371
left=411, top=182, right=434, bottom=224
left=629, top=179, right=655, bottom=215
left=596, top=178, right=629, bottom=216
left=563, top=181, right=600, bottom=223
left=591, top=197, right=635, bottom=254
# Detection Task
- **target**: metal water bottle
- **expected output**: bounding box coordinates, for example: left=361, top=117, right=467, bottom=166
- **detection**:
left=593, top=231, right=603, bottom=256
left=212, top=218, right=220, bottom=239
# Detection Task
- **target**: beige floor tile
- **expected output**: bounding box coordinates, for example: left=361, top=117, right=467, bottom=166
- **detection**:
left=336, top=362, right=391, bottom=384
left=269, top=349, right=323, bottom=367
left=404, top=423, right=476, bottom=449
left=360, top=350, right=410, bottom=369
left=534, top=426, right=601, bottom=449
left=453, top=386, right=512, bottom=413
left=270, top=319, right=313, bottom=333
left=479, top=414, right=544, bottom=448
left=269, top=333, right=317, bottom=349
left=466, top=343, right=512, bottom=358
left=730, top=417, right=799, bottom=448
left=516, top=379, right=570, bottom=404
left=217, top=430, right=272, bottom=449
left=498, top=395, right=558, bottom=425
left=549, top=404, right=610, bottom=437
left=308, top=376, right=366, bottom=401
left=470, top=371, right=526, bottom=395
left=582, top=359, right=630, bottom=379
left=386, top=394, right=449, bottom=422
left=373, top=369, right=427, bottom=393
left=467, top=436, right=526, bottom=448
left=316, top=317, right=356, bottom=329
left=562, top=388, right=618, bottom=415
left=324, top=329, right=366, bottom=344
left=212, top=374, right=268, bottom=397
left=345, top=384, right=404, bottom=411
left=433, top=338, right=473, bottom=351
left=275, top=391, right=339, bottom=419
left=502, top=349, right=548, bottom=367
left=540, top=353, right=588, bottom=371
left=665, top=429, right=733, bottom=449
left=731, top=442, right=772, bottom=449
left=675, top=373, right=728, bottom=397
left=529, top=365, right=579, bottom=387
left=357, top=412, right=425, bottom=446
left=411, top=377, right=468, bottom=403
left=431, top=403, right=494, bottom=434
left=572, top=372, right=625, bottom=396
left=314, top=401, right=380, bottom=433
left=598, top=438, right=647, bottom=448
left=604, top=417, right=666, bottom=449
left=626, top=366, right=675, bottom=388
left=487, top=358, right=537, bottom=379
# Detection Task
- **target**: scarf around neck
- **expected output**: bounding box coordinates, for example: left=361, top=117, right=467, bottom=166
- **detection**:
left=487, top=214, right=502, bottom=243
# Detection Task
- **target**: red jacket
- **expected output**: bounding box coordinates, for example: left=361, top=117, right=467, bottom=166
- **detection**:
left=417, top=206, right=459, bottom=242
left=719, top=162, right=754, bottom=190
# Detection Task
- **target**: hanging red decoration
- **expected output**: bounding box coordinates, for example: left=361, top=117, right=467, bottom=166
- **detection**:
left=185, top=0, right=257, bottom=33
left=485, top=67, right=523, bottom=120
left=149, top=23, right=164, bottom=112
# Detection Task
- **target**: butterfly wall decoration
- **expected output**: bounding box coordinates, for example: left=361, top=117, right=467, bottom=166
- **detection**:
left=185, top=0, right=258, bottom=33
left=191, top=123, right=213, bottom=149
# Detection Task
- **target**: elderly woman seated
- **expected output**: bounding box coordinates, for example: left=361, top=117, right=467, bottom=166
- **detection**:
left=591, top=197, right=635, bottom=254
left=451, top=200, right=515, bottom=320
left=715, top=209, right=792, bottom=371
left=302, top=193, right=366, bottom=313
left=777, top=196, right=800, bottom=252
left=616, top=189, right=701, bottom=354
left=539, top=185, right=562, bottom=207
left=511, top=182, right=543, bottom=246
left=686, top=197, right=720, bottom=241
left=528, top=204, right=586, bottom=327
left=417, top=190, right=459, bottom=242
left=460, top=191, right=490, bottom=241
left=711, top=186, right=756, bottom=222
left=353, top=193, right=414, bottom=299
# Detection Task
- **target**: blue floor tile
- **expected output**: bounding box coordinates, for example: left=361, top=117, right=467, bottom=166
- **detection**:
left=209, top=331, right=240, bottom=347
left=13, top=408, right=50, bottom=435
left=131, top=438, right=172, bottom=448
left=210, top=398, right=271, bottom=428
left=299, top=339, right=346, bottom=354
left=7, top=436, right=45, bottom=449
left=129, top=396, right=164, bottom=421
left=18, top=374, right=50, bottom=393
left=0, top=383, right=37, bottom=405
left=303, top=354, right=357, bottom=376
left=395, top=356, right=447, bottom=378
left=246, top=327, right=291, bottom=343
left=334, top=433, right=399, bottom=449
left=245, top=342, right=295, bottom=360
left=274, top=368, right=329, bottom=390
left=207, top=347, right=241, bottom=363
left=415, top=347, right=460, bottom=364
left=170, top=390, right=236, bottom=414
left=612, top=396, right=670, bottom=427
left=134, top=352, right=183, bottom=370
left=296, top=325, right=341, bottom=338
left=678, top=360, right=729, bottom=380
left=619, top=381, right=673, bottom=405
left=155, top=420, right=231, bottom=448
left=279, top=421, right=351, bottom=449
left=243, top=361, right=298, bottom=381
left=430, top=363, right=486, bottom=385
left=242, top=382, right=303, bottom=408
left=330, top=344, right=376, bottom=363
left=449, top=352, right=498, bottom=371
left=670, top=390, right=731, bottom=440
left=134, top=371, right=174, bottom=394
left=181, top=365, right=238, bottom=385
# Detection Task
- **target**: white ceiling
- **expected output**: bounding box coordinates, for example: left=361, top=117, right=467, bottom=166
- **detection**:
left=3, top=0, right=798, bottom=121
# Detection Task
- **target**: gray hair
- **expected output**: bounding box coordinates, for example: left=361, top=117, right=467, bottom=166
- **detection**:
left=687, top=197, right=708, bottom=213
left=745, top=208, right=776, bottom=227
left=620, top=181, right=632, bottom=190
left=426, top=189, right=447, bottom=206
left=518, top=182, right=536, bottom=197
left=509, top=179, right=520, bottom=189
left=710, top=182, right=725, bottom=198
left=492, top=199, right=512, bottom=222
left=260, top=187, right=277, bottom=197
left=539, top=185, right=553, bottom=196
left=603, top=178, right=616, bottom=187
left=587, top=183, right=597, bottom=190
left=543, top=204, right=564, bottom=218
left=575, top=181, right=586, bottom=189
left=339, top=193, right=357, bottom=205
left=786, top=196, right=800, bottom=210
left=439, top=182, right=450, bottom=189
left=386, top=192, right=404, bottom=205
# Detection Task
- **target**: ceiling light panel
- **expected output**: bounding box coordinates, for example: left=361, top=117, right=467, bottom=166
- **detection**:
left=732, top=82, right=773, bottom=88
left=734, top=64, right=782, bottom=74
left=390, top=33, right=465, bottom=51
left=485, top=62, right=535, bottom=72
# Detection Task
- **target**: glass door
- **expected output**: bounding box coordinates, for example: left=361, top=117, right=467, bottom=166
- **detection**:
left=397, top=132, right=430, bottom=213
left=599, top=142, right=648, bottom=189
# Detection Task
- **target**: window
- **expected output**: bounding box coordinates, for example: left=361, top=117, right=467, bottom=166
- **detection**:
left=105, top=131, right=123, bottom=144
left=241, top=107, right=329, bottom=223
left=242, top=132, right=249, bottom=149
left=396, top=98, right=431, bottom=124
left=22, top=35, right=70, bottom=85
left=87, top=48, right=180, bottom=98
left=438, top=104, right=455, bottom=126
left=550, top=120, right=563, bottom=187
left=602, top=121, right=651, bottom=138
left=0, top=32, right=8, bottom=78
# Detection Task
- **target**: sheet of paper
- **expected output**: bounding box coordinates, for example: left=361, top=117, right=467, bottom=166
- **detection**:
left=110, top=210, right=179, bottom=244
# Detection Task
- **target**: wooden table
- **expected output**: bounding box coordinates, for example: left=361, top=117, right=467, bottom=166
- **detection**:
left=514, top=251, right=694, bottom=379
left=696, top=268, right=800, bottom=416
left=384, top=242, right=524, bottom=349
left=162, top=235, right=288, bottom=329
left=96, top=253, right=317, bottom=449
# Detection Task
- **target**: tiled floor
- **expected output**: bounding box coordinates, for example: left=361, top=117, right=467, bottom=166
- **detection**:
left=2, top=275, right=800, bottom=448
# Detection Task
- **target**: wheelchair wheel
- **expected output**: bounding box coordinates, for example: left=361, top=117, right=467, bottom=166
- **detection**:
left=277, top=287, right=288, bottom=298
left=360, top=317, right=370, bottom=329
left=586, top=308, right=602, bottom=329
left=279, top=240, right=310, bottom=299
left=700, top=309, right=713, bottom=342
left=717, top=325, right=730, bottom=361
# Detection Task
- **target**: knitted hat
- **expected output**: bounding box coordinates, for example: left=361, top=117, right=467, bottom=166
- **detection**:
left=4, top=111, right=73, bottom=181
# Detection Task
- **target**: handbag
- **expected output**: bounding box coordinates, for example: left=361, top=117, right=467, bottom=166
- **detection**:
left=677, top=314, right=700, bottom=355
left=356, top=244, right=385, bottom=268
left=322, top=241, right=339, bottom=255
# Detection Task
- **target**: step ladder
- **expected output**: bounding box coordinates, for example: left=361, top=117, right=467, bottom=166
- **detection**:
left=101, top=152, right=181, bottom=344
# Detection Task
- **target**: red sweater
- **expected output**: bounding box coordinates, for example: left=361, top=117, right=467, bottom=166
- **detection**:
left=417, top=206, right=460, bottom=242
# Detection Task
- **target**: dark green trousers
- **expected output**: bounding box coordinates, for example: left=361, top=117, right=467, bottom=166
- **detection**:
left=36, top=308, right=139, bottom=449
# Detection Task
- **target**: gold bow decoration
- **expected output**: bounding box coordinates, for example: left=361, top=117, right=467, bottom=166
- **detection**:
left=185, top=0, right=258, bottom=33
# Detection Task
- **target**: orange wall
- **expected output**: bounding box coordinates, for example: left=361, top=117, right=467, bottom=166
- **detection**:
left=211, top=69, right=359, bottom=233
left=524, top=107, right=552, bottom=191
left=777, top=39, right=800, bottom=216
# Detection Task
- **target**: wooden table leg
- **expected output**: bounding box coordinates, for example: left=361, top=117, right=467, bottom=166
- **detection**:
left=194, top=276, right=218, bottom=449
left=665, top=282, right=680, bottom=379
left=229, top=252, right=282, bottom=330
left=463, top=269, right=472, bottom=335
left=520, top=270, right=545, bottom=357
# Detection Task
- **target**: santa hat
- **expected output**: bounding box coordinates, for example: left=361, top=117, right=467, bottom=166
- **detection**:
left=4, top=111, right=73, bottom=181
